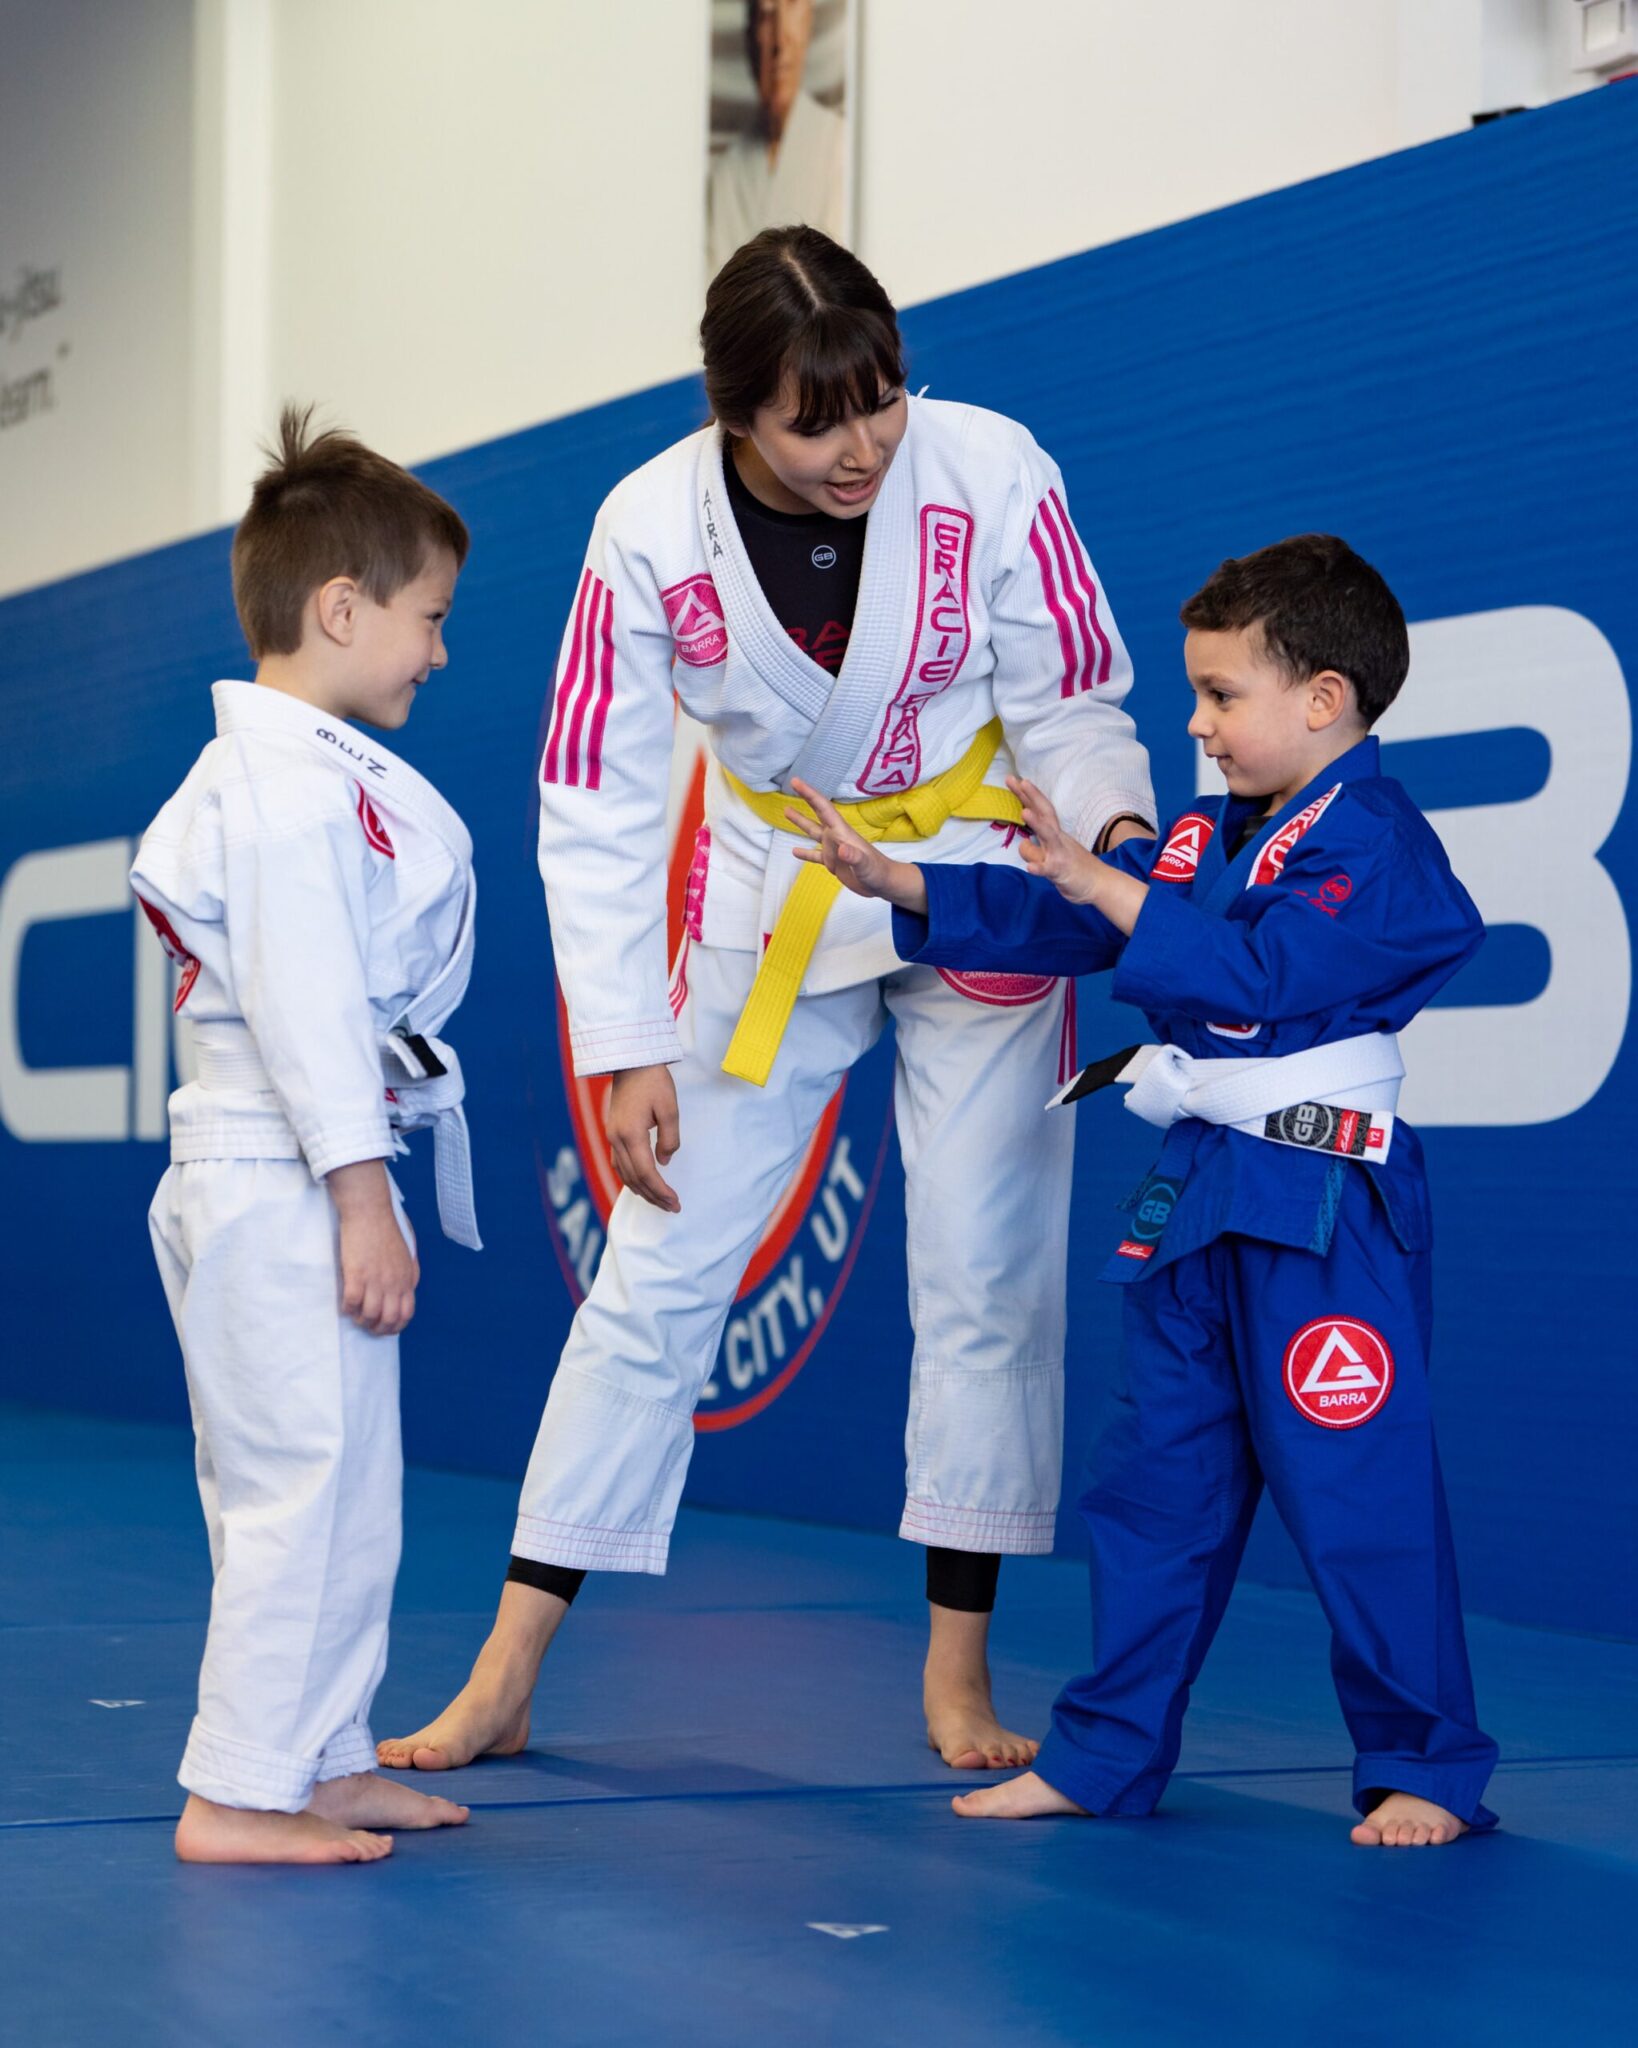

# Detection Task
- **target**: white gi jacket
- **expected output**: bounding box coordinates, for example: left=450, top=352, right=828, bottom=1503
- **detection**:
left=130, top=680, right=480, bottom=1246
left=539, top=395, right=1155, bottom=1078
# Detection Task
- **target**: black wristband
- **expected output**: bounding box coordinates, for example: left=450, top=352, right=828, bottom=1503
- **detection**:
left=1094, top=813, right=1155, bottom=855
left=506, top=1556, right=588, bottom=1605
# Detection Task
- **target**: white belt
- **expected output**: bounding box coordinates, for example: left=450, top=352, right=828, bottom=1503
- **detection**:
left=192, top=1022, right=482, bottom=1249
left=1049, top=1031, right=1402, bottom=1163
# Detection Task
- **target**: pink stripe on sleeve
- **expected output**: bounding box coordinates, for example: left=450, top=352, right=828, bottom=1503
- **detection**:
left=583, top=581, right=617, bottom=791
left=1028, top=516, right=1080, bottom=700
left=543, top=570, right=593, bottom=785
left=1039, top=494, right=1095, bottom=694
left=562, top=574, right=608, bottom=788
left=1050, top=489, right=1113, bottom=685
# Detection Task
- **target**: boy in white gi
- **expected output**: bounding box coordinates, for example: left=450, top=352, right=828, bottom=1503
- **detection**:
left=132, top=409, right=479, bottom=1864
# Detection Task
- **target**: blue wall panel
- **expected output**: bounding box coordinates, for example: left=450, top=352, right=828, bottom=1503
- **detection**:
left=3, top=89, right=1634, bottom=1637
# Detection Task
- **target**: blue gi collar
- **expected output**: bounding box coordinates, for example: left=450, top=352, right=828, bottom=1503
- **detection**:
left=1203, top=735, right=1381, bottom=911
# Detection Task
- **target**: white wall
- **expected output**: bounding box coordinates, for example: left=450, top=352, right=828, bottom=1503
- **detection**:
left=0, top=0, right=197, bottom=599
left=0, top=0, right=1597, bottom=600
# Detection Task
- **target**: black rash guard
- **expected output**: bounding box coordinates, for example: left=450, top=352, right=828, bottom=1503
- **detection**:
left=724, top=443, right=866, bottom=675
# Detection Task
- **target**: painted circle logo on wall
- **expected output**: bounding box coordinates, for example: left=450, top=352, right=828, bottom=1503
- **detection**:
left=1283, top=1316, right=1395, bottom=1429
left=538, top=710, right=894, bottom=1431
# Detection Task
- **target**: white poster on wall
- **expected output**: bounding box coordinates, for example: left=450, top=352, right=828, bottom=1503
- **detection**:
left=706, top=0, right=856, bottom=282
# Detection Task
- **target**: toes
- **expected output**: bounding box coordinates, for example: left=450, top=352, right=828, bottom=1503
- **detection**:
left=408, top=1745, right=454, bottom=1772
left=943, top=1747, right=989, bottom=1771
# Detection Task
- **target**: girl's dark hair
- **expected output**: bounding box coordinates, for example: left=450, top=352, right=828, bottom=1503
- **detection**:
left=231, top=403, right=469, bottom=658
left=701, top=225, right=906, bottom=434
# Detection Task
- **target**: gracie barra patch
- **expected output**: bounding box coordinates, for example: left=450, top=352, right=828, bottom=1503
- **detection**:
left=1262, top=1102, right=1392, bottom=1160
left=661, top=573, right=729, bottom=668
left=1283, top=1316, right=1395, bottom=1428
left=1150, top=812, right=1215, bottom=882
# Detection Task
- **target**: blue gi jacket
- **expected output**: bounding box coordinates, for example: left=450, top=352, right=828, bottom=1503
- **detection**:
left=892, top=737, right=1484, bottom=1278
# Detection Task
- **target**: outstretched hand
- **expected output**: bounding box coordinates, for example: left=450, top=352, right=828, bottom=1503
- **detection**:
left=1008, top=776, right=1107, bottom=906
left=787, top=780, right=928, bottom=915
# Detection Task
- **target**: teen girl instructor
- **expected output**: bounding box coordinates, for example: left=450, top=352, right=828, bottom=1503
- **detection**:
left=380, top=227, right=1155, bottom=1774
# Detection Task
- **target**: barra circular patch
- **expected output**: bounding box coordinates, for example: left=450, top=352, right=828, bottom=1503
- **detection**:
left=935, top=967, right=1057, bottom=1007
left=1283, top=1316, right=1395, bottom=1429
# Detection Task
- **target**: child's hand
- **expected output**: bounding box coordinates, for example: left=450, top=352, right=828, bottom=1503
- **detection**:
left=326, top=1159, right=419, bottom=1336
left=787, top=779, right=929, bottom=915
left=606, top=1063, right=682, bottom=1213
left=1008, top=776, right=1107, bottom=907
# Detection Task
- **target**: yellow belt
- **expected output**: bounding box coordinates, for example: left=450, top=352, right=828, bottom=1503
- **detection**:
left=719, top=717, right=1023, bottom=1086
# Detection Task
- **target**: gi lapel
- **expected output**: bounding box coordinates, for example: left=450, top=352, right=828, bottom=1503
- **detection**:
left=211, top=680, right=473, bottom=865
left=1207, top=735, right=1381, bottom=908
left=698, top=434, right=834, bottom=727
left=696, top=410, right=919, bottom=795
left=210, top=680, right=476, bottom=1030
left=786, top=403, right=917, bottom=794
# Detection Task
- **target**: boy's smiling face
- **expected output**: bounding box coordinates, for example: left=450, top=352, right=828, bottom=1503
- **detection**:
left=323, top=548, right=459, bottom=732
left=1184, top=623, right=1363, bottom=816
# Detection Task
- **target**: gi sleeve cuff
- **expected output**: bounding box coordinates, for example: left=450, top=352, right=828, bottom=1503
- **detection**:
left=1073, top=791, right=1158, bottom=855
left=569, top=1015, right=684, bottom=1077
left=1110, top=885, right=1203, bottom=1012
left=891, top=903, right=932, bottom=961
left=304, top=1117, right=396, bottom=1183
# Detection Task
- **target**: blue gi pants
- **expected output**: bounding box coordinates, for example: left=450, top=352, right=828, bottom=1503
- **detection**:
left=1034, top=1173, right=1499, bottom=1827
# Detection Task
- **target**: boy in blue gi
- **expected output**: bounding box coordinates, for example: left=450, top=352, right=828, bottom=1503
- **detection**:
left=788, top=534, right=1498, bottom=1847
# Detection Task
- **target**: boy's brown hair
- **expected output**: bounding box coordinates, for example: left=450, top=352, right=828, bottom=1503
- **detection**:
left=1179, top=533, right=1409, bottom=726
left=231, top=404, right=469, bottom=658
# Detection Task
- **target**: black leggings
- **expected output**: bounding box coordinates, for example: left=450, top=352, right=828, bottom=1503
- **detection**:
left=506, top=1547, right=1002, bottom=1614
left=926, top=1546, right=1002, bottom=1614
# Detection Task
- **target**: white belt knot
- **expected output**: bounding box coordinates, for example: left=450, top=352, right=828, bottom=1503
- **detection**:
left=1122, top=1034, right=1403, bottom=1133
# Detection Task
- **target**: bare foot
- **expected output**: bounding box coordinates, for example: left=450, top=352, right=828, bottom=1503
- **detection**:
left=175, top=1792, right=392, bottom=1865
left=1350, top=1792, right=1468, bottom=1847
left=952, top=1769, right=1089, bottom=1820
left=925, top=1678, right=1040, bottom=1770
left=376, top=1680, right=529, bottom=1771
left=378, top=1584, right=569, bottom=1771
left=307, top=1772, right=469, bottom=1830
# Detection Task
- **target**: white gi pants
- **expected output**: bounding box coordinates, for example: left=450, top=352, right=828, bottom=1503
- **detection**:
left=149, top=1159, right=404, bottom=1812
left=515, top=942, right=1075, bottom=1573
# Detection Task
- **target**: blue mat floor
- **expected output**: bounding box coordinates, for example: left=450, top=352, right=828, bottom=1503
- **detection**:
left=2, top=1405, right=1634, bottom=2046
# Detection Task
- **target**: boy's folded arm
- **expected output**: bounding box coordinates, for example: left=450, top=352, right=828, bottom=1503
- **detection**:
left=892, top=859, right=1128, bottom=978
left=221, top=791, right=393, bottom=1179
left=1111, top=825, right=1483, bottom=1026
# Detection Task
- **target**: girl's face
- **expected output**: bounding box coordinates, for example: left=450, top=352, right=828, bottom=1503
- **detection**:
left=738, top=379, right=909, bottom=518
